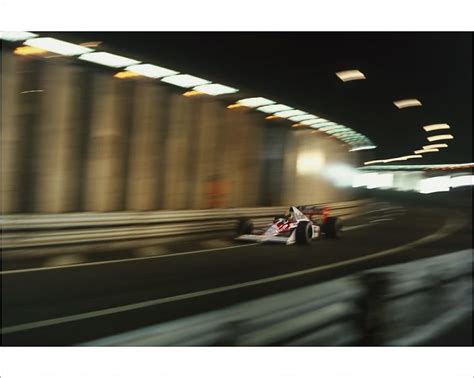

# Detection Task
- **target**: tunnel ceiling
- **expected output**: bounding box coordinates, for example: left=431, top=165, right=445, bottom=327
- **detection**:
left=43, top=32, right=472, bottom=164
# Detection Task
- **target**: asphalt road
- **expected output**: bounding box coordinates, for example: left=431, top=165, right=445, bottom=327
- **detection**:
left=1, top=198, right=472, bottom=345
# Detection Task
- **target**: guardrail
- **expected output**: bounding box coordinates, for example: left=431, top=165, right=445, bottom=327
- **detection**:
left=85, top=249, right=473, bottom=346
left=0, top=199, right=368, bottom=249
left=364, top=249, right=473, bottom=346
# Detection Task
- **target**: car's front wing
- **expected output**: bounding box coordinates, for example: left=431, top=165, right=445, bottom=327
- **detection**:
left=235, top=233, right=296, bottom=245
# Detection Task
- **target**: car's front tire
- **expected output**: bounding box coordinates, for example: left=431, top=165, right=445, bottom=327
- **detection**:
left=295, top=221, right=313, bottom=245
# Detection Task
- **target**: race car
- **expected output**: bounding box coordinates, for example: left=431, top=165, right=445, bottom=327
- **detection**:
left=235, top=205, right=342, bottom=245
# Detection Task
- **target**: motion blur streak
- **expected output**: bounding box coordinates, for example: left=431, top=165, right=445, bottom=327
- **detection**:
left=450, top=175, right=474, bottom=188
left=418, top=176, right=451, bottom=194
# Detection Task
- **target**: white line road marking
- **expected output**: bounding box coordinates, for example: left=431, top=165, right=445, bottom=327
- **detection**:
left=1, top=212, right=465, bottom=335
left=369, top=218, right=394, bottom=223
left=0, top=243, right=260, bottom=276
left=343, top=224, right=374, bottom=231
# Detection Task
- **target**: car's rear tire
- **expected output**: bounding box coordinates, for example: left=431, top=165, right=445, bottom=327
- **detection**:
left=295, top=221, right=313, bottom=245
left=324, top=216, right=342, bottom=239
left=236, top=217, right=254, bottom=235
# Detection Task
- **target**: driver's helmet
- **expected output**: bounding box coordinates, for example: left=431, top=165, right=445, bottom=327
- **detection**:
left=286, top=208, right=295, bottom=222
left=274, top=216, right=287, bottom=224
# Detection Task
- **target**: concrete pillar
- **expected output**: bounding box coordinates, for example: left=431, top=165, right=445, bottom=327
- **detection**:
left=282, top=130, right=299, bottom=205
left=0, top=51, right=21, bottom=214
left=241, top=113, right=263, bottom=207
left=34, top=63, right=80, bottom=213
left=192, top=99, right=219, bottom=209
left=259, top=124, right=288, bottom=206
left=220, top=109, right=249, bottom=208
left=162, top=94, right=193, bottom=209
left=125, top=84, right=163, bottom=210
left=84, top=74, right=125, bottom=212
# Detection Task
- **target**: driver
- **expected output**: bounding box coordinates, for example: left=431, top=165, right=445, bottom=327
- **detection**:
left=286, top=208, right=295, bottom=222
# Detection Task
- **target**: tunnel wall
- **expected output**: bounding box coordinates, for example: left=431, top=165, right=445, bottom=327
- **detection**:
left=1, top=48, right=357, bottom=214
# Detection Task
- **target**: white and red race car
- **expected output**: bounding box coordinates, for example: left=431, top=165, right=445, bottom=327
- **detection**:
left=235, top=206, right=342, bottom=245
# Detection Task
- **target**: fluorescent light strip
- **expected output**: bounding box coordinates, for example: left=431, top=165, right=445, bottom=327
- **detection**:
left=289, top=114, right=317, bottom=122
left=393, top=98, right=422, bottom=109
left=384, top=157, right=408, bottom=163
left=237, top=97, right=275, bottom=107
left=427, top=134, right=454, bottom=142
left=402, top=155, right=423, bottom=159
left=309, top=122, right=339, bottom=129
left=274, top=110, right=306, bottom=118
left=414, top=149, right=439, bottom=154
left=1, top=31, right=38, bottom=41
left=332, top=132, right=356, bottom=138
left=325, top=131, right=352, bottom=137
left=319, top=125, right=347, bottom=132
left=423, top=123, right=450, bottom=132
left=422, top=144, right=448, bottom=149
left=161, top=74, right=211, bottom=88
left=360, top=163, right=474, bottom=170
left=335, top=70, right=366, bottom=82
left=311, top=122, right=340, bottom=130
left=364, top=160, right=386, bottom=165
left=309, top=118, right=329, bottom=124
left=349, top=146, right=377, bottom=152
left=25, top=37, right=93, bottom=56
left=301, top=118, right=326, bottom=126
left=257, top=104, right=293, bottom=113
left=79, top=52, right=141, bottom=68
left=193, top=83, right=238, bottom=95
left=366, top=154, right=423, bottom=164
left=126, top=64, right=178, bottom=78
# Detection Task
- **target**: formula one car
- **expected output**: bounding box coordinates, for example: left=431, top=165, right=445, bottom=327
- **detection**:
left=235, top=205, right=342, bottom=245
